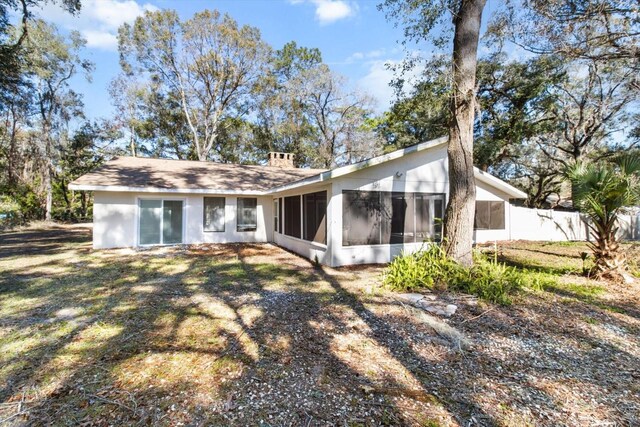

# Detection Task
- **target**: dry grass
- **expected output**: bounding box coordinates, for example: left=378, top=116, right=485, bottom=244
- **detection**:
left=0, top=226, right=639, bottom=426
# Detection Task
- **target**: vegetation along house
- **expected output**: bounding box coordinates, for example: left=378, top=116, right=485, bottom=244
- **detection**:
left=70, top=137, right=526, bottom=267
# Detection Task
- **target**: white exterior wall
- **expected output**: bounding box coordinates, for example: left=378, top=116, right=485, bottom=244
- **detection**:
left=324, top=146, right=515, bottom=266
left=272, top=184, right=331, bottom=265
left=92, top=191, right=272, bottom=249
left=473, top=180, right=513, bottom=243
left=329, top=145, right=448, bottom=267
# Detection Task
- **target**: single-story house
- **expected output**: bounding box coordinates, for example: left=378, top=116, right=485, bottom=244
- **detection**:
left=69, top=137, right=526, bottom=267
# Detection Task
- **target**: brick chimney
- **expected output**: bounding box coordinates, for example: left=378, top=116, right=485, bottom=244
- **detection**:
left=268, top=152, right=295, bottom=168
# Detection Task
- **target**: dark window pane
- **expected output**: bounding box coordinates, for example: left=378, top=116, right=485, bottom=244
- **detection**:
left=415, top=196, right=431, bottom=241
left=303, top=191, right=327, bottom=244
left=237, top=198, right=257, bottom=232
left=490, top=201, right=505, bottom=229
left=474, top=201, right=490, bottom=229
left=342, top=191, right=382, bottom=246
left=433, top=197, right=444, bottom=240
left=204, top=197, right=225, bottom=232
left=387, top=192, right=414, bottom=244
left=284, top=195, right=301, bottom=238
left=279, top=198, right=283, bottom=233
left=273, top=199, right=278, bottom=232
left=475, top=201, right=504, bottom=230
left=162, top=200, right=183, bottom=244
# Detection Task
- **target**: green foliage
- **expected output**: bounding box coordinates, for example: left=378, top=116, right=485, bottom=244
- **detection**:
left=383, top=244, right=454, bottom=291
left=383, top=245, right=558, bottom=304
left=566, top=154, right=640, bottom=278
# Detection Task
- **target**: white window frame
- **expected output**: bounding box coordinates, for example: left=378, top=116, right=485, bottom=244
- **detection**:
left=203, top=196, right=226, bottom=232
left=136, top=197, right=187, bottom=246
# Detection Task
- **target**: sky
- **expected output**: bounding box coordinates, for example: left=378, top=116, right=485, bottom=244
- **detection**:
left=30, top=0, right=506, bottom=123
left=30, top=0, right=417, bottom=122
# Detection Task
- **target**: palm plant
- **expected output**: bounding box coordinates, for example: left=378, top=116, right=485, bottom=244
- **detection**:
left=566, top=154, right=640, bottom=282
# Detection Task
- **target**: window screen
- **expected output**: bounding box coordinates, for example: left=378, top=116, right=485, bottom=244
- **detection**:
left=278, top=198, right=283, bottom=233
left=237, top=198, right=257, bottom=232
left=204, top=197, right=225, bottom=232
left=284, top=195, right=301, bottom=238
left=273, top=199, right=279, bottom=232
left=388, top=192, right=414, bottom=244
left=343, top=191, right=445, bottom=246
left=303, top=191, right=327, bottom=244
left=342, top=191, right=383, bottom=245
left=474, top=201, right=505, bottom=230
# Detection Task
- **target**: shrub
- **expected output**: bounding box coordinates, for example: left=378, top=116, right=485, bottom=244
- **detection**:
left=383, top=244, right=457, bottom=291
left=383, top=245, right=558, bottom=305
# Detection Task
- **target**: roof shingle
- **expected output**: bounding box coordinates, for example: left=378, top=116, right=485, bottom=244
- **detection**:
left=70, top=156, right=326, bottom=192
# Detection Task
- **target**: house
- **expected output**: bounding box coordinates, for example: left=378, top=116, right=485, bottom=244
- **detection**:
left=69, top=137, right=526, bottom=267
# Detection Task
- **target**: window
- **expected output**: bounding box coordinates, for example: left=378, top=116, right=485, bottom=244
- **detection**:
left=342, top=191, right=445, bottom=246
left=273, top=199, right=279, bottom=232
left=388, top=192, right=414, bottom=244
left=279, top=198, right=283, bottom=233
left=303, top=191, right=327, bottom=244
left=284, top=195, right=301, bottom=238
left=343, top=191, right=383, bottom=245
left=474, top=201, right=505, bottom=230
left=204, top=197, right=225, bottom=232
left=139, top=199, right=183, bottom=245
left=237, top=198, right=257, bottom=232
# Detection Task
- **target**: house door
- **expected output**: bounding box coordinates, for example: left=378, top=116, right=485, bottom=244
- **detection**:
left=139, top=199, right=184, bottom=245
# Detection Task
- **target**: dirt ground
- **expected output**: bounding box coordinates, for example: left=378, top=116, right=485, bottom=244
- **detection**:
left=0, top=225, right=638, bottom=426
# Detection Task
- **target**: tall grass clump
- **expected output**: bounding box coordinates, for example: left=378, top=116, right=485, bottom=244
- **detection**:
left=383, top=244, right=557, bottom=305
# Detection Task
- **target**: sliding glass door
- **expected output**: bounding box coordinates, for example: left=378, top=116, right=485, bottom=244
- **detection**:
left=139, top=199, right=183, bottom=245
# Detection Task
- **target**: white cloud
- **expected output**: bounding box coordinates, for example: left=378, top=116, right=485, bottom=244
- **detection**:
left=291, top=0, right=356, bottom=25
left=313, top=0, right=353, bottom=24
left=358, top=58, right=421, bottom=113
left=36, top=0, right=158, bottom=51
left=358, top=60, right=396, bottom=112
left=346, top=48, right=390, bottom=63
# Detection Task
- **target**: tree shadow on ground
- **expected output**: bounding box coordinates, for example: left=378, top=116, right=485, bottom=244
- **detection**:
left=0, top=228, right=638, bottom=425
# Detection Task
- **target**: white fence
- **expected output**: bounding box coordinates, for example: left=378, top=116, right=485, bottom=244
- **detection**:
left=507, top=206, right=640, bottom=242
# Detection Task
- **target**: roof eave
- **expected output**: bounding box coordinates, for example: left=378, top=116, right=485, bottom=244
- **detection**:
left=68, top=183, right=267, bottom=195
left=473, top=168, right=527, bottom=199
left=268, top=136, right=449, bottom=194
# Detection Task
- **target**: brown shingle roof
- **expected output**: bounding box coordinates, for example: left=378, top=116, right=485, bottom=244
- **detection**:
left=70, top=156, right=326, bottom=193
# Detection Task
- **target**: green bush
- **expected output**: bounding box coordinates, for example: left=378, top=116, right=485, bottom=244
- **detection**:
left=383, top=245, right=557, bottom=305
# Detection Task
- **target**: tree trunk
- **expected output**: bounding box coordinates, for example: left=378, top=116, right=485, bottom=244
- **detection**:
left=589, top=222, right=634, bottom=283
left=442, top=0, right=486, bottom=267
left=44, top=165, right=53, bottom=221
left=44, top=133, right=54, bottom=222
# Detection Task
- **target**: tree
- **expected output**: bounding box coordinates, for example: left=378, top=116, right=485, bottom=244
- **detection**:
left=566, top=154, right=640, bottom=282
left=381, top=0, right=487, bottom=266
left=24, top=20, right=92, bottom=221
left=118, top=9, right=271, bottom=161
left=0, top=0, right=81, bottom=99
left=301, top=65, right=381, bottom=168
left=56, top=121, right=119, bottom=219
left=255, top=42, right=380, bottom=168
left=491, top=0, right=640, bottom=63
left=254, top=41, right=323, bottom=166
left=374, top=57, right=450, bottom=152
left=538, top=60, right=638, bottom=166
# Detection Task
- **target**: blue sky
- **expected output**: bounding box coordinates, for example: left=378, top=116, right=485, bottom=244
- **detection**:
left=32, top=0, right=420, bottom=122
left=32, top=0, right=505, bottom=123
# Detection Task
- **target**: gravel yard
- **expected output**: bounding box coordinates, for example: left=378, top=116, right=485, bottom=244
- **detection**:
left=0, top=225, right=638, bottom=426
